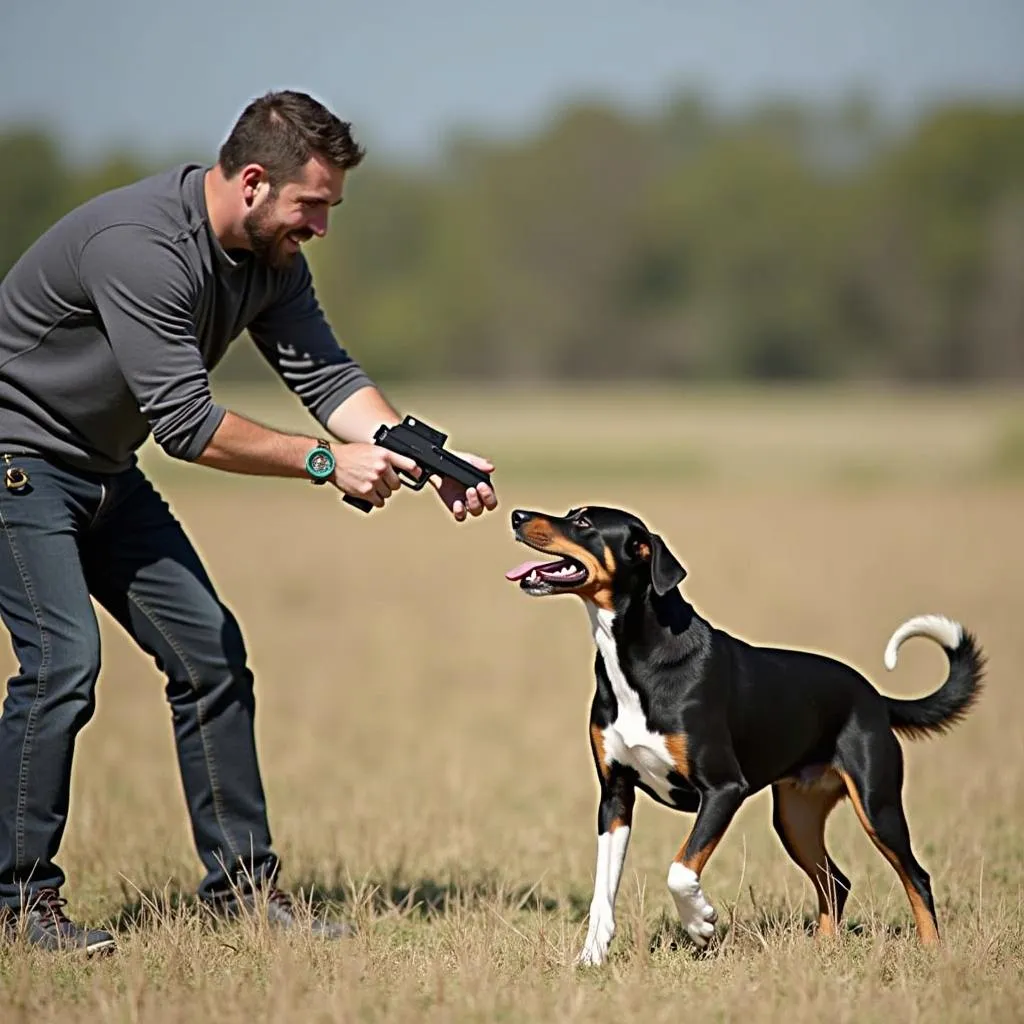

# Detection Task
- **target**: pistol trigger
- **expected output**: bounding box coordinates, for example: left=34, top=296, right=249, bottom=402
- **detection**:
left=401, top=468, right=429, bottom=490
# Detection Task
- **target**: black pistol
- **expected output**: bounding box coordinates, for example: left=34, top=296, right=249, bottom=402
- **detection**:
left=343, top=415, right=492, bottom=513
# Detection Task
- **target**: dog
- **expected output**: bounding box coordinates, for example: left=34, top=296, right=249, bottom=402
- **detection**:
left=505, top=504, right=985, bottom=965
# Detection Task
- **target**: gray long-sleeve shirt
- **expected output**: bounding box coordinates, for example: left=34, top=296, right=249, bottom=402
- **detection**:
left=0, top=162, right=373, bottom=473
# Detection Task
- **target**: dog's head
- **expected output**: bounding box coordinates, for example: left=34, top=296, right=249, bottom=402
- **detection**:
left=506, top=505, right=686, bottom=609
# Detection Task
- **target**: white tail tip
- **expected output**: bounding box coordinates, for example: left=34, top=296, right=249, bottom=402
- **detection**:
left=884, top=614, right=963, bottom=671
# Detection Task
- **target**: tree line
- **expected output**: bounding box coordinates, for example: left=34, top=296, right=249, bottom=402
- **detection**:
left=2, top=92, right=1023, bottom=384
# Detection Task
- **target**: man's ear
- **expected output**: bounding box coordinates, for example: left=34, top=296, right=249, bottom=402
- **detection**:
left=634, top=533, right=687, bottom=596
left=239, top=163, right=270, bottom=206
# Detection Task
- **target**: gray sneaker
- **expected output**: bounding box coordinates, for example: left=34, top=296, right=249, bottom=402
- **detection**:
left=1, top=888, right=116, bottom=955
left=211, top=884, right=354, bottom=939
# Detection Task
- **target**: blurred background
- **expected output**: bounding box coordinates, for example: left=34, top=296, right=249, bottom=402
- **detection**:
left=3, top=0, right=1023, bottom=398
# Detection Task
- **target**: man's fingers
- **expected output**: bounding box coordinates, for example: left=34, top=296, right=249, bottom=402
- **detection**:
left=465, top=487, right=484, bottom=516
left=460, top=482, right=497, bottom=517
left=384, top=451, right=420, bottom=476
left=357, top=483, right=385, bottom=508
left=451, top=449, right=494, bottom=473
left=477, top=483, right=498, bottom=509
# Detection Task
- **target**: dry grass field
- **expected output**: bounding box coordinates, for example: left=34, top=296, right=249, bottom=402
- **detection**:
left=1, top=385, right=1023, bottom=1023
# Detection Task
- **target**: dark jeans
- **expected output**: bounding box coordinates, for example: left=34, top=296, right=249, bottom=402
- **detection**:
left=0, top=454, right=278, bottom=909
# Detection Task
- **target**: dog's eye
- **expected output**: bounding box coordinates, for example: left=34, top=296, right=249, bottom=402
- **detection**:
left=574, top=515, right=591, bottom=529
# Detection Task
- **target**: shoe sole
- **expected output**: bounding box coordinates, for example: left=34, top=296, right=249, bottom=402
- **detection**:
left=86, top=937, right=117, bottom=956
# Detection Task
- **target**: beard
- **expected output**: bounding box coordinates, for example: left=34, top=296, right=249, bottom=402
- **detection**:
left=242, top=199, right=312, bottom=270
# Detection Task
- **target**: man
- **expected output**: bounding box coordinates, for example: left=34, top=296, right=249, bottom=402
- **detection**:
left=0, top=89, right=498, bottom=954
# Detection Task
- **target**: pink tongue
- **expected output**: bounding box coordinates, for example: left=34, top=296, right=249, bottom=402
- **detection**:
left=505, top=559, right=552, bottom=581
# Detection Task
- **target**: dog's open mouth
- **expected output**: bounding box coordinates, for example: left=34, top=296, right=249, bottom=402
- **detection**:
left=505, top=557, right=589, bottom=592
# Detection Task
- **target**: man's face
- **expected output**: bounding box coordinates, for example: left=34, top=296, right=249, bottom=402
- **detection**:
left=242, top=153, right=345, bottom=269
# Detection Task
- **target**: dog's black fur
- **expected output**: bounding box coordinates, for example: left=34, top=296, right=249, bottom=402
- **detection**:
left=508, top=504, right=985, bottom=957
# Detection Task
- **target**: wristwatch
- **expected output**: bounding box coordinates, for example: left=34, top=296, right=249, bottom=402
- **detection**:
left=304, top=438, right=336, bottom=485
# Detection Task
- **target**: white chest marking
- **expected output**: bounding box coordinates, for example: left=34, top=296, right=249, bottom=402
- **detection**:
left=588, top=605, right=677, bottom=800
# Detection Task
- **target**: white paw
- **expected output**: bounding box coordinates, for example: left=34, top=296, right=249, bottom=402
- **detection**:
left=667, top=863, right=718, bottom=948
left=678, top=894, right=718, bottom=947
left=576, top=905, right=615, bottom=966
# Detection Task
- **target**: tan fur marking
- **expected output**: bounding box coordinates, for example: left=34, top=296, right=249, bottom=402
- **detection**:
left=774, top=777, right=846, bottom=937
left=664, top=734, right=691, bottom=779
left=590, top=723, right=610, bottom=782
left=601, top=544, right=617, bottom=576
left=521, top=519, right=557, bottom=548
left=838, top=770, right=940, bottom=945
left=675, top=834, right=723, bottom=877
left=583, top=543, right=615, bottom=610
left=608, top=817, right=628, bottom=833
left=587, top=585, right=615, bottom=612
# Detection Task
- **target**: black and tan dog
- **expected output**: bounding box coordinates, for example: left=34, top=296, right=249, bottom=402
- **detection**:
left=505, top=505, right=985, bottom=964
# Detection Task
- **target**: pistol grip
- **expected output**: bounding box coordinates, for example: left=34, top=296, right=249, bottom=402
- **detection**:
left=342, top=494, right=375, bottom=513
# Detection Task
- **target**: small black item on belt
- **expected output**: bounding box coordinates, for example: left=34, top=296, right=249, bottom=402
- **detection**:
left=2, top=454, right=29, bottom=493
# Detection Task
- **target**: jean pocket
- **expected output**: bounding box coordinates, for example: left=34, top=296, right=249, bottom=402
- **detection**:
left=0, top=456, right=76, bottom=509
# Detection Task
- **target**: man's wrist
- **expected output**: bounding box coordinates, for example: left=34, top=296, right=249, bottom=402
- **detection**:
left=303, top=437, right=336, bottom=484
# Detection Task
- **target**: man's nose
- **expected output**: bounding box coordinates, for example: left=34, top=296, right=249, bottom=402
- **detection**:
left=308, top=211, right=328, bottom=237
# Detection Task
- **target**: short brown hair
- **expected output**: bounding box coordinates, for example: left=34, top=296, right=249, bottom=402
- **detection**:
left=217, top=89, right=365, bottom=185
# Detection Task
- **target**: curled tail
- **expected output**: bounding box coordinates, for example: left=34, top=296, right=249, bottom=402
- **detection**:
left=882, top=614, right=986, bottom=740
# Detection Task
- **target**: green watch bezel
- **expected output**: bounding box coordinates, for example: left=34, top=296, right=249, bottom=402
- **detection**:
left=305, top=439, right=336, bottom=484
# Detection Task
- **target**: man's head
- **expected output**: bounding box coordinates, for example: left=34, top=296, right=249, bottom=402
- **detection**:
left=214, top=90, right=365, bottom=269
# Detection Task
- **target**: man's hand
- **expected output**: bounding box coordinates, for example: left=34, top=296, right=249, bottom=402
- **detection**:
left=429, top=450, right=498, bottom=522
left=332, top=443, right=421, bottom=509
left=324, top=387, right=497, bottom=519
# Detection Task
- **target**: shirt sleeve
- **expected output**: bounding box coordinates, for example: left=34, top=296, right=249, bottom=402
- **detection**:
left=78, top=224, right=226, bottom=461
left=246, top=254, right=374, bottom=428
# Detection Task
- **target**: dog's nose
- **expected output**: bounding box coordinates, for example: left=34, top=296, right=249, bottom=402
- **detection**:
left=511, top=509, right=529, bottom=529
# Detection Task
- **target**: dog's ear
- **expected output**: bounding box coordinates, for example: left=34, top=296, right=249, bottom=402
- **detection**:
left=634, top=533, right=687, bottom=596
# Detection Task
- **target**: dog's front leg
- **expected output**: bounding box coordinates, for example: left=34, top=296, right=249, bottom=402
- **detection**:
left=577, top=767, right=635, bottom=966
left=667, top=778, right=748, bottom=949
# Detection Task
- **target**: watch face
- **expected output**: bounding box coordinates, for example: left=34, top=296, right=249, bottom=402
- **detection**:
left=308, top=450, right=333, bottom=476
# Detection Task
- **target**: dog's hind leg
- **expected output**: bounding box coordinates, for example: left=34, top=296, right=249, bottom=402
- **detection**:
left=837, top=724, right=940, bottom=944
left=577, top=741, right=636, bottom=966
left=771, top=777, right=850, bottom=937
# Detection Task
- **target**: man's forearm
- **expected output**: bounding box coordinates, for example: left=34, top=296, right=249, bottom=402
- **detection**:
left=191, top=386, right=403, bottom=480
left=193, top=409, right=318, bottom=478
left=325, top=385, right=402, bottom=443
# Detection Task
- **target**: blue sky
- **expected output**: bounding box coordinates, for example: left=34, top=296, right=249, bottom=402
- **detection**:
left=2, top=0, right=1022, bottom=166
